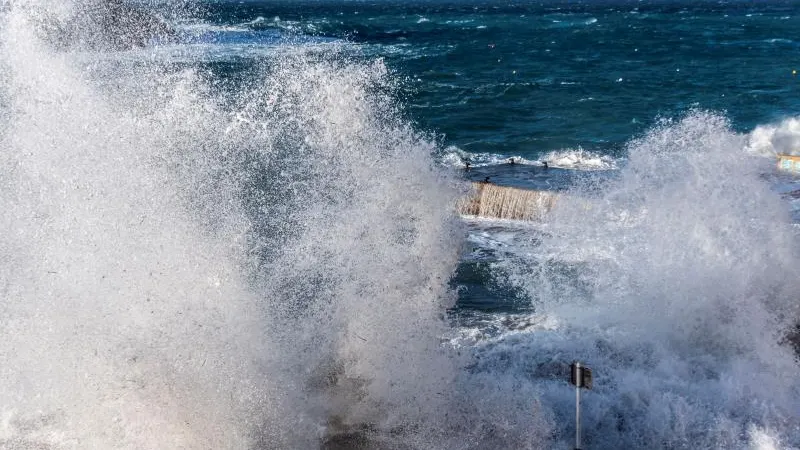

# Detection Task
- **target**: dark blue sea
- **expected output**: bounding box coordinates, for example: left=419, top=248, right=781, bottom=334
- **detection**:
left=0, top=1, right=798, bottom=448
left=202, top=0, right=800, bottom=154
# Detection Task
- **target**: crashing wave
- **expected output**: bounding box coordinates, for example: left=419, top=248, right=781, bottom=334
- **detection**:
left=746, top=116, right=800, bottom=157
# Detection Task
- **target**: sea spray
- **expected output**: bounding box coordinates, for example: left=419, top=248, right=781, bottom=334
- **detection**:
left=747, top=116, right=800, bottom=157
left=233, top=54, right=468, bottom=446
left=0, top=3, right=285, bottom=448
left=489, top=111, right=800, bottom=448
left=0, top=1, right=563, bottom=448
left=0, top=3, right=234, bottom=445
left=10, top=1, right=794, bottom=449
left=228, top=52, right=555, bottom=449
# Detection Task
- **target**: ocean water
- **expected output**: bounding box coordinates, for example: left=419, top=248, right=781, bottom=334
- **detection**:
left=0, top=0, right=798, bottom=449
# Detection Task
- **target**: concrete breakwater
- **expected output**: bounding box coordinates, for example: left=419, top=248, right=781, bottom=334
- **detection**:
left=457, top=182, right=559, bottom=221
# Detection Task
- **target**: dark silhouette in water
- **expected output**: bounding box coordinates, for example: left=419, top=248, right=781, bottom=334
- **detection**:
left=542, top=161, right=548, bottom=170
left=464, top=160, right=471, bottom=171
left=483, top=176, right=491, bottom=183
left=508, top=157, right=515, bottom=165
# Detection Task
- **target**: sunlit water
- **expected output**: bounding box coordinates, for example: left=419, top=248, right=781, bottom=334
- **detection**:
left=0, top=1, right=798, bottom=449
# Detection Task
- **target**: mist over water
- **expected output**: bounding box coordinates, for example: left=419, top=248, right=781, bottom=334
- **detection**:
left=1, top=1, right=799, bottom=449
left=0, top=2, right=481, bottom=448
left=0, top=3, right=276, bottom=447
left=493, top=112, right=800, bottom=448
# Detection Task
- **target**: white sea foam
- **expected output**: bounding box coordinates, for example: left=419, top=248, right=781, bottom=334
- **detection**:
left=441, top=146, right=553, bottom=168
left=542, top=147, right=619, bottom=170
left=491, top=111, right=800, bottom=448
left=546, top=16, right=598, bottom=28
left=174, top=20, right=250, bottom=34
left=174, top=15, right=317, bottom=39
left=440, top=146, right=500, bottom=167
left=746, top=116, right=800, bottom=156
left=441, top=146, right=619, bottom=171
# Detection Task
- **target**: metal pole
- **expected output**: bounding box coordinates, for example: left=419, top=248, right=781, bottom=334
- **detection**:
left=575, top=383, right=581, bottom=450
left=574, top=361, right=582, bottom=450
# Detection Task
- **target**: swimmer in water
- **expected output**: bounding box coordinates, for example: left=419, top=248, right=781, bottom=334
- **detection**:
left=542, top=161, right=548, bottom=170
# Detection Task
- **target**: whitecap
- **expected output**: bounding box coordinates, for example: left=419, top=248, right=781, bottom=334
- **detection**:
left=745, top=116, right=800, bottom=157
left=541, top=148, right=619, bottom=170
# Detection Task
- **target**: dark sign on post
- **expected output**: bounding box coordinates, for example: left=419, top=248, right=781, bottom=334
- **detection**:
left=570, top=362, right=592, bottom=390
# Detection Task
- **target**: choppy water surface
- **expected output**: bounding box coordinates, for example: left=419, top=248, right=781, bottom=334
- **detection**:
left=0, top=1, right=798, bottom=449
